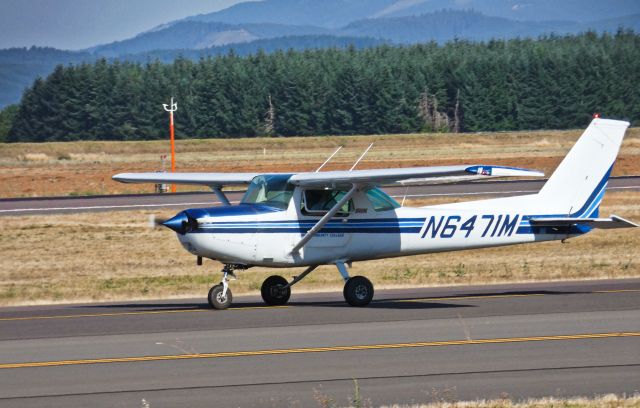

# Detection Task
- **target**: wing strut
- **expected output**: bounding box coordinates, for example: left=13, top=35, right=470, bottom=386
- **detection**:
left=210, top=186, right=231, bottom=206
left=290, top=184, right=359, bottom=254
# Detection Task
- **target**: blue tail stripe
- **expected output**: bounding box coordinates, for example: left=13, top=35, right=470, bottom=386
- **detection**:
left=519, top=164, right=613, bottom=225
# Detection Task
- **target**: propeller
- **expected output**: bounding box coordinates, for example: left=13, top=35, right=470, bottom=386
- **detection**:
left=148, top=214, right=169, bottom=229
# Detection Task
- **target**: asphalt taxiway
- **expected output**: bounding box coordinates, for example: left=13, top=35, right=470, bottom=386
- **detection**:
left=0, top=279, right=638, bottom=407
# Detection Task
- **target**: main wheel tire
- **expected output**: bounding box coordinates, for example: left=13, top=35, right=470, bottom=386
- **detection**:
left=343, top=276, right=374, bottom=307
left=261, top=275, right=291, bottom=306
left=208, top=284, right=233, bottom=310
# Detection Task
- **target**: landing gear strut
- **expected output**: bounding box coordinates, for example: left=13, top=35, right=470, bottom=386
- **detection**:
left=258, top=262, right=374, bottom=307
left=209, top=263, right=375, bottom=309
left=260, top=265, right=317, bottom=306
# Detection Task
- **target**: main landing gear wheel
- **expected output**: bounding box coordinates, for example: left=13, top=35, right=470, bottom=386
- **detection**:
left=208, top=284, right=233, bottom=310
left=343, top=276, right=374, bottom=307
left=261, top=275, right=291, bottom=306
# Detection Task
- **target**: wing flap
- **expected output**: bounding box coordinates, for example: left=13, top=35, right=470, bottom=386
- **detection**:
left=529, top=215, right=639, bottom=229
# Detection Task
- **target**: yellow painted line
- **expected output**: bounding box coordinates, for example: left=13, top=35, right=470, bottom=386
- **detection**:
left=1, top=331, right=638, bottom=370
left=593, top=289, right=640, bottom=294
left=0, top=289, right=637, bottom=322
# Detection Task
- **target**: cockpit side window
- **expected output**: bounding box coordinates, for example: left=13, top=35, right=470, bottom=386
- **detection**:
left=365, top=187, right=400, bottom=212
left=241, top=174, right=295, bottom=210
left=302, top=189, right=354, bottom=216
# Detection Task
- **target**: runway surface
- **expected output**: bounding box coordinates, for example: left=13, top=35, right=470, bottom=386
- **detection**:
left=1, top=279, right=639, bottom=407
left=2, top=176, right=639, bottom=216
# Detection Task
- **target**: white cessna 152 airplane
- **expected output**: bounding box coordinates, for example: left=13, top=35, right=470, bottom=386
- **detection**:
left=114, top=118, right=637, bottom=309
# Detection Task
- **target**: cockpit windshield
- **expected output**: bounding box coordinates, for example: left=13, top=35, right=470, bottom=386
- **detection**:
left=241, top=174, right=295, bottom=210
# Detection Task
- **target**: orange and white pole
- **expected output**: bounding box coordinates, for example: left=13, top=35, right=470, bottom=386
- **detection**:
left=163, top=97, right=178, bottom=193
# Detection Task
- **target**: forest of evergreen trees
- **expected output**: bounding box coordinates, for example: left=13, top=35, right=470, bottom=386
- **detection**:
left=6, top=31, right=640, bottom=142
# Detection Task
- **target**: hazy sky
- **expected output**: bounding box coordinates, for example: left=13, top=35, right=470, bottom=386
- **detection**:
left=0, top=0, right=247, bottom=50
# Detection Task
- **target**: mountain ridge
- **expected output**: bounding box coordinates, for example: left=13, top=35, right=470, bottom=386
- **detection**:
left=341, top=10, right=640, bottom=44
left=172, top=0, right=640, bottom=27
left=88, top=21, right=332, bottom=57
left=89, top=9, right=640, bottom=56
left=2, top=3, right=639, bottom=109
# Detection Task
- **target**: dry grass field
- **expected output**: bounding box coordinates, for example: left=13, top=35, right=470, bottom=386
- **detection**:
left=0, top=127, right=639, bottom=197
left=378, top=394, right=640, bottom=408
left=0, top=191, right=637, bottom=306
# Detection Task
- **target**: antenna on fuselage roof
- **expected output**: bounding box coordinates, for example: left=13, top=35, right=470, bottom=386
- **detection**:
left=315, top=146, right=343, bottom=172
left=349, top=143, right=374, bottom=171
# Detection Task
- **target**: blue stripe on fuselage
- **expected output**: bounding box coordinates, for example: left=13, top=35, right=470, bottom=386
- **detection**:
left=194, top=217, right=425, bottom=234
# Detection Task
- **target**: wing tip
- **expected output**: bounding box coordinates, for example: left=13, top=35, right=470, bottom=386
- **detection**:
left=610, top=214, right=640, bottom=228
left=465, top=165, right=544, bottom=178
left=112, top=173, right=133, bottom=183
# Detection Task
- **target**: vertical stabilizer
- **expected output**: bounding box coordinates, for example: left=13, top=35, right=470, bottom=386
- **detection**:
left=538, top=118, right=629, bottom=217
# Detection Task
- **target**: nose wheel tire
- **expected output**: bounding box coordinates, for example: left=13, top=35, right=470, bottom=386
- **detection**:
left=208, top=284, right=233, bottom=310
left=261, top=275, right=291, bottom=306
left=343, top=276, right=374, bottom=307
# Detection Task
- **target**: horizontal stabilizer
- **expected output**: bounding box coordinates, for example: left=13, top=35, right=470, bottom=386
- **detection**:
left=529, top=215, right=639, bottom=229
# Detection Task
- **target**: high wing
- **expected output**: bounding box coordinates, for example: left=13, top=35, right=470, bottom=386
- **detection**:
left=112, top=172, right=262, bottom=186
left=113, top=165, right=544, bottom=188
left=113, top=165, right=543, bottom=188
left=289, top=165, right=544, bottom=187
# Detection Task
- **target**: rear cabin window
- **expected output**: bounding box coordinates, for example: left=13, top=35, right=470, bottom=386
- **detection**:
left=365, top=188, right=400, bottom=212
left=302, top=189, right=354, bottom=216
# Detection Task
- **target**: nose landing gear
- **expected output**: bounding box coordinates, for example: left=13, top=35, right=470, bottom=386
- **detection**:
left=207, top=264, right=243, bottom=310
left=208, top=283, right=232, bottom=310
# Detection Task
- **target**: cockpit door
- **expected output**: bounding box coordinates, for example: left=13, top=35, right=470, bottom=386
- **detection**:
left=297, top=188, right=354, bottom=249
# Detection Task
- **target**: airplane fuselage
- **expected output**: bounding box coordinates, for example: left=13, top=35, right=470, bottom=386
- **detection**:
left=173, top=186, right=590, bottom=267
